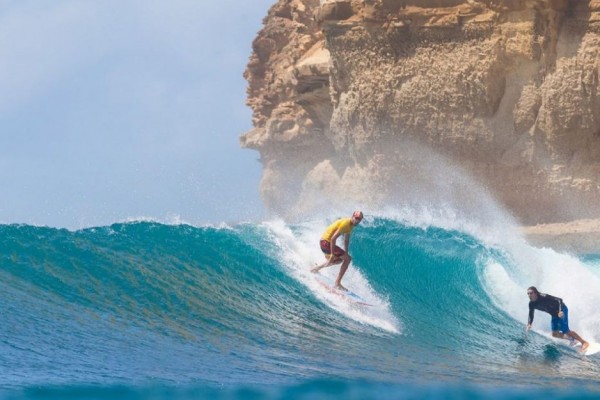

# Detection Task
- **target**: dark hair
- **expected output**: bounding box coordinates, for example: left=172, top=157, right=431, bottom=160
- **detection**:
left=527, top=286, right=539, bottom=295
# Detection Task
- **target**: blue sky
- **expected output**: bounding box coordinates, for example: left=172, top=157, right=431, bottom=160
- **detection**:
left=0, top=0, right=274, bottom=228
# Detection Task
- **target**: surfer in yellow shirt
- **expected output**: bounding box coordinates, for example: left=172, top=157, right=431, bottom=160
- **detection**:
left=311, top=210, right=363, bottom=291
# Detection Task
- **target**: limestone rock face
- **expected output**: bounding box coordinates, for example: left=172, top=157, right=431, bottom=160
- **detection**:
left=242, top=0, right=600, bottom=224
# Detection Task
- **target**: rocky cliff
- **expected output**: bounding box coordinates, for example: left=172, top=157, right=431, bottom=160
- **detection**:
left=241, top=0, right=600, bottom=224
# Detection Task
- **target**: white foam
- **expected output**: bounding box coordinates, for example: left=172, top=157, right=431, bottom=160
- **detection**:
left=112, top=214, right=240, bottom=232
left=371, top=202, right=521, bottom=251
left=119, top=213, right=193, bottom=226
left=261, top=219, right=401, bottom=334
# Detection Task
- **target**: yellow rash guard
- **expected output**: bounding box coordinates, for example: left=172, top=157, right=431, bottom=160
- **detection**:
left=321, top=218, right=354, bottom=241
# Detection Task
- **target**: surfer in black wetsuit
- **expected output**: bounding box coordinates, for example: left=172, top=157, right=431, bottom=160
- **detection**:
left=526, top=286, right=589, bottom=352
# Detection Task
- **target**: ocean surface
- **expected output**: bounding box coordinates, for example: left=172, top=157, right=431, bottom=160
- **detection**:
left=2, top=214, right=600, bottom=399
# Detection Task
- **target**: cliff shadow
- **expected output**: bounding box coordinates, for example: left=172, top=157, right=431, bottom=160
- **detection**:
left=553, top=0, right=592, bottom=60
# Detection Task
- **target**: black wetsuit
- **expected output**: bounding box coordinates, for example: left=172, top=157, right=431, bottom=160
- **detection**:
left=528, top=293, right=564, bottom=325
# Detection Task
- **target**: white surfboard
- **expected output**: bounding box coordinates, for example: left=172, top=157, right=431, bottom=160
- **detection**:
left=544, top=333, right=600, bottom=356
left=313, top=273, right=373, bottom=306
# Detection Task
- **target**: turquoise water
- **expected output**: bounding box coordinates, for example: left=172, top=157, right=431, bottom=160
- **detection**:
left=1, top=218, right=600, bottom=399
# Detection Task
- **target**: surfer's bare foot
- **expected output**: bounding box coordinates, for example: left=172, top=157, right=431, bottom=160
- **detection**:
left=580, top=342, right=589, bottom=353
left=334, top=283, right=347, bottom=291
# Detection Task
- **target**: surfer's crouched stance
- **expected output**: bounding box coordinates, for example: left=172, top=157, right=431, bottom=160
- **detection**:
left=311, top=211, right=363, bottom=291
left=526, top=286, right=589, bottom=352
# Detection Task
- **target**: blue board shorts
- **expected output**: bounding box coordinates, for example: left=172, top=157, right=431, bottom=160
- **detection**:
left=550, top=304, right=570, bottom=333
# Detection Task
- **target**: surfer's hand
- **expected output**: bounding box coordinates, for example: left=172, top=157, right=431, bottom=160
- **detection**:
left=558, top=311, right=564, bottom=318
left=525, top=324, right=531, bottom=332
